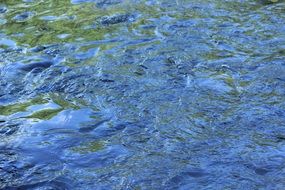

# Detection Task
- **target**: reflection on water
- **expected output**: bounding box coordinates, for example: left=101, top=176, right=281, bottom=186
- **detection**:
left=1, top=0, right=285, bottom=189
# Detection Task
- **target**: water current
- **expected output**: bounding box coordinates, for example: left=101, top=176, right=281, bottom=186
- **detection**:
left=0, top=0, right=285, bottom=189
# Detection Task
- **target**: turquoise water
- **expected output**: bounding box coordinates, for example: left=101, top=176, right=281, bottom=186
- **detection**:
left=0, top=0, right=285, bottom=189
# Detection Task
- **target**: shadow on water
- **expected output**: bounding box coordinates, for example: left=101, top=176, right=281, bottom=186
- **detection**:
left=1, top=0, right=285, bottom=189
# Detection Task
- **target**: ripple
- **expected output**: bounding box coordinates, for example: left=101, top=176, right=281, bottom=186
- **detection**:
left=0, top=5, right=7, bottom=14
left=12, top=11, right=35, bottom=22
left=0, top=0, right=285, bottom=189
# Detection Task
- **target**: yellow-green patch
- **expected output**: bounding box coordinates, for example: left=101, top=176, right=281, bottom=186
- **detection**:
left=72, top=141, right=105, bottom=154
left=0, top=97, right=48, bottom=116
left=25, top=108, right=63, bottom=120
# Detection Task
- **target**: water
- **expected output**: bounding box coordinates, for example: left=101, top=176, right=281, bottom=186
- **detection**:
left=0, top=0, right=285, bottom=189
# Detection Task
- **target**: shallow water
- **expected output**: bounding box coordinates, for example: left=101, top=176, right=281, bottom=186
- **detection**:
left=0, top=0, right=285, bottom=189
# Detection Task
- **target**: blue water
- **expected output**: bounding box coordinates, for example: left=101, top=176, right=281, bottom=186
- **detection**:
left=0, top=0, right=285, bottom=189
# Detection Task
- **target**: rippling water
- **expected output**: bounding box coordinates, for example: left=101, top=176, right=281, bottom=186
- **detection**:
left=0, top=0, right=285, bottom=189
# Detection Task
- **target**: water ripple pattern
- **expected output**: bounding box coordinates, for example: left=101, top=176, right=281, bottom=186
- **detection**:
left=0, top=0, right=285, bottom=189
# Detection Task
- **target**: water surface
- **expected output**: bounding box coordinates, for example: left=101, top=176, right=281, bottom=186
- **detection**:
left=1, top=0, right=285, bottom=189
